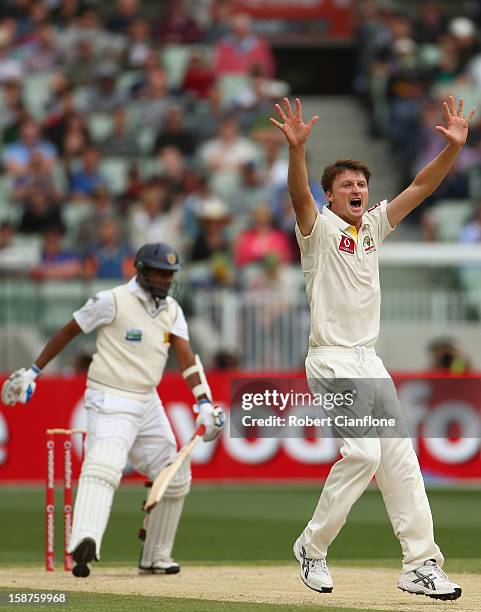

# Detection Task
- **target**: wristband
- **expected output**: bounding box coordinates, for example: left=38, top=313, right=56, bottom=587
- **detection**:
left=31, top=364, right=42, bottom=377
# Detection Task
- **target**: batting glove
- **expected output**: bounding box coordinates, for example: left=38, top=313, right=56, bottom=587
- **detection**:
left=195, top=399, right=225, bottom=442
left=1, top=365, right=41, bottom=406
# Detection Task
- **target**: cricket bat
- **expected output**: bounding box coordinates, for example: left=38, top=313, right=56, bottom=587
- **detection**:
left=144, top=424, right=205, bottom=511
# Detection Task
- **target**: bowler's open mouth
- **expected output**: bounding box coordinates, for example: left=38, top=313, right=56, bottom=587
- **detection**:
left=350, top=198, right=362, bottom=210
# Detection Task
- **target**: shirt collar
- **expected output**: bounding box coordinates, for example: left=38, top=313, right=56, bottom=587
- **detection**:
left=322, top=205, right=352, bottom=232
left=322, top=205, right=368, bottom=235
left=128, top=276, right=167, bottom=315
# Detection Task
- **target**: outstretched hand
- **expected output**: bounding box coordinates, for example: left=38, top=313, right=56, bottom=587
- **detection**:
left=270, top=97, right=319, bottom=147
left=435, top=96, right=476, bottom=146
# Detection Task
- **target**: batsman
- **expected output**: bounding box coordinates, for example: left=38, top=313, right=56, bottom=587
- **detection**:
left=1, top=242, right=225, bottom=577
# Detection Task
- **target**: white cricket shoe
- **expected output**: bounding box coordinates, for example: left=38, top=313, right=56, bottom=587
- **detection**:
left=139, top=556, right=180, bottom=575
left=398, top=560, right=461, bottom=600
left=293, top=536, right=333, bottom=593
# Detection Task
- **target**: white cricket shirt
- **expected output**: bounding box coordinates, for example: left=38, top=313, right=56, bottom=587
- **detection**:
left=295, top=200, right=394, bottom=348
left=73, top=277, right=189, bottom=399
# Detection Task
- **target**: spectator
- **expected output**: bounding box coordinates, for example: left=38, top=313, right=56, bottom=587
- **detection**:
left=154, top=0, right=202, bottom=44
left=0, top=221, right=15, bottom=251
left=106, top=0, right=142, bottom=34
left=154, top=105, right=197, bottom=156
left=232, top=66, right=289, bottom=131
left=75, top=186, right=119, bottom=248
left=100, top=106, right=140, bottom=157
left=0, top=79, right=26, bottom=144
left=231, top=160, right=269, bottom=223
left=189, top=196, right=231, bottom=263
left=212, top=12, right=275, bottom=77
left=62, top=112, right=91, bottom=159
left=386, top=37, right=428, bottom=186
left=65, top=38, right=100, bottom=87
left=122, top=16, right=152, bottom=69
left=181, top=51, right=216, bottom=99
left=0, top=28, right=22, bottom=82
left=13, top=149, right=60, bottom=205
left=157, top=145, right=187, bottom=189
left=199, top=114, right=259, bottom=174
left=262, top=137, right=289, bottom=214
left=120, top=161, right=146, bottom=204
left=51, top=0, right=83, bottom=27
left=22, top=23, right=63, bottom=72
left=69, top=146, right=106, bottom=198
left=17, top=185, right=64, bottom=234
left=234, top=204, right=292, bottom=267
left=86, top=63, right=124, bottom=113
left=30, top=226, right=82, bottom=280
left=428, top=337, right=471, bottom=373
left=83, top=217, right=134, bottom=279
left=190, top=83, right=224, bottom=142
left=128, top=180, right=182, bottom=252
left=448, top=16, right=480, bottom=72
left=136, top=67, right=176, bottom=128
left=413, top=1, right=447, bottom=45
left=3, top=118, right=56, bottom=177
left=44, top=86, right=79, bottom=151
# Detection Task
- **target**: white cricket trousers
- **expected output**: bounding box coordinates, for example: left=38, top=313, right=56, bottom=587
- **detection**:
left=303, top=346, right=443, bottom=572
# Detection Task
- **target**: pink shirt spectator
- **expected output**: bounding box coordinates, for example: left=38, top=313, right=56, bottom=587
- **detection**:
left=213, top=13, right=275, bottom=77
left=235, top=227, right=292, bottom=267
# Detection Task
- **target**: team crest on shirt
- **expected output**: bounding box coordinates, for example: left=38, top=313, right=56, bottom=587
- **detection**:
left=125, top=328, right=143, bottom=342
left=338, top=235, right=355, bottom=255
left=363, top=234, right=376, bottom=253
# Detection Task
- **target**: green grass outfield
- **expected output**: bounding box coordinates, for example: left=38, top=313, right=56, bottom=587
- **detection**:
left=0, top=589, right=395, bottom=612
left=0, top=485, right=479, bottom=610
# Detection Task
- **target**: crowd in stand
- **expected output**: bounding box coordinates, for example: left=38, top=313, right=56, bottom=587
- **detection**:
left=356, top=0, right=481, bottom=232
left=0, top=0, right=302, bottom=293
left=3, top=0, right=481, bottom=290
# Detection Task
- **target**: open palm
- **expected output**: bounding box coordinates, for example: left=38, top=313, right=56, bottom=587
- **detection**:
left=270, top=97, right=319, bottom=146
left=436, top=96, right=476, bottom=146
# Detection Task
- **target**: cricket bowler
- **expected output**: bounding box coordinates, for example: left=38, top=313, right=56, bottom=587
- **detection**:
left=270, top=95, right=475, bottom=600
left=1, top=242, right=225, bottom=577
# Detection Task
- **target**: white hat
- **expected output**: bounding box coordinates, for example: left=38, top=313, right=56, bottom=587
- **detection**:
left=197, top=197, right=230, bottom=220
left=449, top=17, right=476, bottom=38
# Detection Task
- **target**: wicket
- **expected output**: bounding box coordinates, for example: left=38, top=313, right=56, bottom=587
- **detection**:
left=45, top=428, right=86, bottom=572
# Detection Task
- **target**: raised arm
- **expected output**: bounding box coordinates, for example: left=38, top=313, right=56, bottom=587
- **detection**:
left=270, top=97, right=319, bottom=235
left=387, top=96, right=476, bottom=227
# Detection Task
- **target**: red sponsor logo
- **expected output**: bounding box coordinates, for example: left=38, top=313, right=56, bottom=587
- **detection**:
left=338, top=235, right=355, bottom=254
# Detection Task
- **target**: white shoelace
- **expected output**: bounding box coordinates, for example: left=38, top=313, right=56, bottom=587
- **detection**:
left=310, top=558, right=329, bottom=573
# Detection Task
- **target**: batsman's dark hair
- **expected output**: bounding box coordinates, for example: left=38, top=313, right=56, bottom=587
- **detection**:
left=321, top=159, right=371, bottom=193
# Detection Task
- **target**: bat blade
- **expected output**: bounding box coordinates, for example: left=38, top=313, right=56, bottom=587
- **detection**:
left=144, top=425, right=205, bottom=511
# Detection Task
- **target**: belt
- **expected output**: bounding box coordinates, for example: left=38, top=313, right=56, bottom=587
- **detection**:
left=308, top=346, right=375, bottom=363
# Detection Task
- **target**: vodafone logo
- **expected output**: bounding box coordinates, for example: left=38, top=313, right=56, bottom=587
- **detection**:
left=0, top=412, right=8, bottom=465
left=339, top=235, right=355, bottom=254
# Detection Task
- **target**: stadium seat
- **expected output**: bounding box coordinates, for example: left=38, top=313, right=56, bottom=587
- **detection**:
left=117, top=70, right=142, bottom=96
left=218, top=74, right=250, bottom=107
left=37, top=281, right=86, bottom=332
left=137, top=127, right=157, bottom=154
left=100, top=157, right=129, bottom=194
left=61, top=200, right=94, bottom=245
left=88, top=113, right=113, bottom=143
left=429, top=199, right=474, bottom=241
left=23, top=72, right=55, bottom=118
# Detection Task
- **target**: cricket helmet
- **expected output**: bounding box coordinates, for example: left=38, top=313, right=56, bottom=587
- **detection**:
left=134, top=242, right=181, bottom=299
